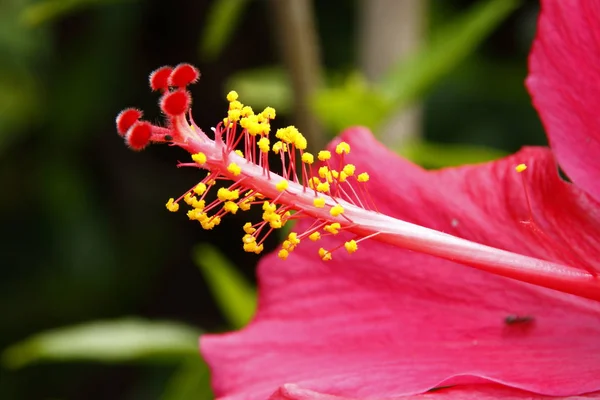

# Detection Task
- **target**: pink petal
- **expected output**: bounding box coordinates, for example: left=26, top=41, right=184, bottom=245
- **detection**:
left=270, top=383, right=600, bottom=400
left=526, top=0, right=600, bottom=202
left=201, top=129, right=600, bottom=400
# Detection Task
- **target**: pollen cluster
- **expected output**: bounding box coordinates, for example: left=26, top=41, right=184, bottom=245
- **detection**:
left=116, top=64, right=378, bottom=261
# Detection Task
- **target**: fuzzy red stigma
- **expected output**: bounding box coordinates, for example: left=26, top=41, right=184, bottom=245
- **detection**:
left=116, top=108, right=142, bottom=136
left=160, top=90, right=191, bottom=116
left=149, top=66, right=173, bottom=92
left=169, top=63, right=200, bottom=88
left=126, top=121, right=152, bottom=150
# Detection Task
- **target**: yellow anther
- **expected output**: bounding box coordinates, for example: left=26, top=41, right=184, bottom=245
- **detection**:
left=342, top=164, right=356, bottom=176
left=344, top=240, right=358, bottom=254
left=229, top=100, right=242, bottom=110
left=272, top=141, right=287, bottom=154
left=309, top=231, right=321, bottom=241
left=335, top=142, right=351, bottom=155
left=243, top=233, right=256, bottom=244
left=357, top=172, right=370, bottom=182
left=316, top=181, right=330, bottom=193
left=313, top=197, right=326, bottom=208
left=192, top=152, right=207, bottom=165
left=294, top=134, right=307, bottom=150
left=308, top=177, right=321, bottom=190
left=223, top=201, right=239, bottom=214
left=302, top=152, right=314, bottom=164
left=239, top=200, right=252, bottom=211
left=324, top=223, right=341, bottom=235
left=243, top=222, right=256, bottom=234
left=254, top=244, right=264, bottom=254
left=319, top=248, right=332, bottom=261
left=516, top=163, right=528, bottom=173
left=338, top=171, right=348, bottom=183
left=276, top=180, right=289, bottom=192
left=227, top=91, right=239, bottom=102
left=262, top=201, right=276, bottom=213
left=318, top=166, right=330, bottom=179
left=187, top=208, right=207, bottom=221
left=217, top=188, right=240, bottom=201
left=201, top=216, right=221, bottom=230
left=278, top=249, right=289, bottom=260
left=165, top=198, right=179, bottom=212
left=258, top=137, right=270, bottom=153
left=227, top=162, right=242, bottom=176
left=184, top=192, right=195, bottom=206
left=288, top=232, right=300, bottom=245
left=234, top=150, right=244, bottom=157
left=228, top=109, right=241, bottom=122
left=193, top=183, right=207, bottom=195
left=330, top=204, right=344, bottom=217
left=261, top=106, right=276, bottom=119
left=318, top=150, right=331, bottom=161
left=240, top=105, right=254, bottom=117
left=259, top=122, right=271, bottom=135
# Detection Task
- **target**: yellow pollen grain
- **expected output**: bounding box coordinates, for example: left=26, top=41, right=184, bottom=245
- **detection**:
left=276, top=180, right=289, bottom=192
left=344, top=240, right=358, bottom=254
left=318, top=166, right=330, bottom=179
left=228, top=109, right=241, bottom=122
left=234, top=150, right=244, bottom=157
left=165, top=198, right=179, bottom=212
left=309, top=231, right=321, bottom=241
left=229, top=100, right=242, bottom=110
left=193, top=183, right=207, bottom=195
left=217, top=188, right=240, bottom=201
left=343, top=164, right=356, bottom=176
left=302, top=152, right=314, bottom=164
left=335, top=142, right=350, bottom=155
left=223, top=201, right=239, bottom=214
left=227, top=91, right=239, bottom=102
left=243, top=222, right=256, bottom=234
left=324, top=223, right=341, bottom=235
left=318, top=150, right=331, bottom=161
left=515, top=163, right=528, bottom=173
left=316, top=181, right=330, bottom=193
left=319, top=248, right=332, bottom=261
left=227, top=162, right=242, bottom=176
left=330, top=204, right=344, bottom=217
left=258, top=137, right=270, bottom=153
left=261, top=107, right=276, bottom=119
left=313, top=197, right=326, bottom=208
left=357, top=172, right=370, bottom=182
left=278, top=249, right=289, bottom=260
left=192, top=152, right=207, bottom=165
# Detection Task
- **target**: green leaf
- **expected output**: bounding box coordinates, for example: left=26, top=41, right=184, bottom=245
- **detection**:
left=160, top=357, right=214, bottom=400
left=20, top=0, right=124, bottom=27
left=225, top=67, right=293, bottom=114
left=399, top=140, right=507, bottom=168
left=380, top=0, right=520, bottom=110
left=2, top=318, right=201, bottom=369
left=199, top=0, right=250, bottom=61
left=194, top=244, right=256, bottom=329
left=311, top=0, right=519, bottom=134
left=311, top=72, right=391, bottom=134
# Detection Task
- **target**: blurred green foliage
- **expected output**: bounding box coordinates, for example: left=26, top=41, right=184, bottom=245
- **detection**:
left=3, top=319, right=201, bottom=369
left=194, top=244, right=257, bottom=329
left=0, top=0, right=546, bottom=398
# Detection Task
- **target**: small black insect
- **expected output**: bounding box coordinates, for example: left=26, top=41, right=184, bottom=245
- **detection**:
left=164, top=135, right=173, bottom=141
left=504, top=315, right=534, bottom=325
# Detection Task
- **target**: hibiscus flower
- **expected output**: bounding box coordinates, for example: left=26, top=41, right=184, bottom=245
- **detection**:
left=115, top=0, right=600, bottom=398
left=197, top=1, right=600, bottom=398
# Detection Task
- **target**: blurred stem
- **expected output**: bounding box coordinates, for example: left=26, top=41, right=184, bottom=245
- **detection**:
left=270, top=0, right=324, bottom=152
left=359, top=0, right=427, bottom=148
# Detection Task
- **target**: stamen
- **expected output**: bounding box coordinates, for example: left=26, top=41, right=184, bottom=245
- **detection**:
left=115, top=64, right=600, bottom=302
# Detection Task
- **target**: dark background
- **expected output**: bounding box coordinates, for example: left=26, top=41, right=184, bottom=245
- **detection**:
left=0, top=0, right=545, bottom=398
